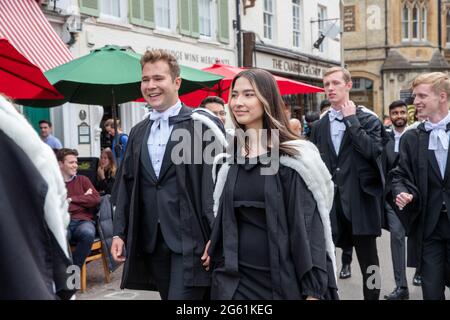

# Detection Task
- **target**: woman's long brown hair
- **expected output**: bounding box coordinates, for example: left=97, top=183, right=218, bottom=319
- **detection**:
left=101, top=147, right=117, bottom=177
left=228, top=69, right=301, bottom=157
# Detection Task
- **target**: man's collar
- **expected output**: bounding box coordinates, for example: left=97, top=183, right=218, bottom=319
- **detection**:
left=65, top=175, right=77, bottom=183
left=151, top=100, right=182, bottom=117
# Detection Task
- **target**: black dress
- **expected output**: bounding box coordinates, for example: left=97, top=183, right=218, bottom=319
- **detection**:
left=210, top=154, right=338, bottom=300
left=233, top=158, right=272, bottom=299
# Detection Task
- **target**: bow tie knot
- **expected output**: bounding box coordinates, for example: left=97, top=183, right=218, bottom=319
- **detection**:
left=425, top=121, right=449, bottom=151
left=150, top=111, right=170, bottom=122
left=329, top=110, right=344, bottom=122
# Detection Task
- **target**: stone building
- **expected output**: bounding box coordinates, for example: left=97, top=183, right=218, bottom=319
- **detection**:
left=343, top=0, right=450, bottom=116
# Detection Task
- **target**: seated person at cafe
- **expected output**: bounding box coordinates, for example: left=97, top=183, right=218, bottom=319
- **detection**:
left=96, top=147, right=117, bottom=195
left=57, top=148, right=101, bottom=269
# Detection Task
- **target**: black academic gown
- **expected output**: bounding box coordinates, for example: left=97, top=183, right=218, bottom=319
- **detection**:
left=112, top=106, right=224, bottom=290
left=0, top=130, right=74, bottom=300
left=391, top=122, right=450, bottom=281
left=209, top=161, right=338, bottom=300
left=310, top=107, right=384, bottom=241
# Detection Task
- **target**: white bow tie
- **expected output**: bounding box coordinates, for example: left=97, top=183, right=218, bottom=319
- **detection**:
left=329, top=110, right=344, bottom=122
left=150, top=111, right=170, bottom=122
left=150, top=112, right=171, bottom=145
left=329, top=110, right=346, bottom=137
left=424, top=121, right=449, bottom=150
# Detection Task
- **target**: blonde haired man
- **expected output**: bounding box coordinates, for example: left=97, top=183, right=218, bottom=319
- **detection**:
left=392, top=72, right=450, bottom=300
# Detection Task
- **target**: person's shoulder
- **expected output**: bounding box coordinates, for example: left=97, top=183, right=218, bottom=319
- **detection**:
left=357, top=105, right=379, bottom=121
left=402, top=126, right=420, bottom=141
left=191, top=108, right=226, bottom=133
left=77, top=174, right=95, bottom=187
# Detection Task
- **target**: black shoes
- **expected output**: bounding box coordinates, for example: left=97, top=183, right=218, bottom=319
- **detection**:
left=412, top=273, right=422, bottom=286
left=384, top=287, right=409, bottom=300
left=339, top=264, right=351, bottom=279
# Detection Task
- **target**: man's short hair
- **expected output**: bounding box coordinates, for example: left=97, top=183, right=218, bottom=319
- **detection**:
left=199, top=96, right=225, bottom=109
left=39, top=120, right=52, bottom=127
left=411, top=72, right=450, bottom=96
left=140, top=49, right=181, bottom=80
left=104, top=119, right=121, bottom=129
left=388, top=100, right=407, bottom=111
left=56, top=148, right=78, bottom=162
left=323, top=67, right=352, bottom=83
left=319, top=99, right=331, bottom=112
left=305, top=111, right=320, bottom=123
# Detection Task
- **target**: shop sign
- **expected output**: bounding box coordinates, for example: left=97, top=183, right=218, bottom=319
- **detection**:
left=255, top=52, right=329, bottom=80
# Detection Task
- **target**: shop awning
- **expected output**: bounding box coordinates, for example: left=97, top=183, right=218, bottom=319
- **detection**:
left=0, top=0, right=73, bottom=72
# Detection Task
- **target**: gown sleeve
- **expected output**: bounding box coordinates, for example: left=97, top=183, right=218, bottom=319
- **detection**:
left=282, top=167, right=338, bottom=300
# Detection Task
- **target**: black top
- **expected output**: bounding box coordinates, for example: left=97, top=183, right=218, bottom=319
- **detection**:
left=234, top=157, right=270, bottom=270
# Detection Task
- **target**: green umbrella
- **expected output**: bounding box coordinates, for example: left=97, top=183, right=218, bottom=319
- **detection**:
left=18, top=45, right=223, bottom=150
left=19, top=45, right=223, bottom=107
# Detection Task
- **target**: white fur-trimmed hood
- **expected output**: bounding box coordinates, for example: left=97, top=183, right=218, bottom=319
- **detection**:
left=0, top=96, right=70, bottom=257
left=212, top=139, right=336, bottom=278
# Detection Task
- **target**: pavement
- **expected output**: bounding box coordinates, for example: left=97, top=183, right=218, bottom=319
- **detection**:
left=76, top=230, right=449, bottom=300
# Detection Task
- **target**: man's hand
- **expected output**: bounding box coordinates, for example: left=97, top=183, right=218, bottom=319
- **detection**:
left=111, top=237, right=126, bottom=263
left=84, top=188, right=93, bottom=195
left=201, top=240, right=211, bottom=271
left=340, top=100, right=357, bottom=117
left=306, top=296, right=319, bottom=300
left=396, top=192, right=413, bottom=210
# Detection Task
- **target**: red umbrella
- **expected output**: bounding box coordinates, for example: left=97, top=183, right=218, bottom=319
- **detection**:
left=179, top=63, right=324, bottom=107
left=0, top=38, right=63, bottom=101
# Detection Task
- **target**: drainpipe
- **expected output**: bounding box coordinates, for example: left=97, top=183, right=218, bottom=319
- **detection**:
left=340, top=0, right=345, bottom=67
left=381, top=0, right=388, bottom=118
left=235, top=0, right=242, bottom=67
left=438, top=0, right=443, bottom=53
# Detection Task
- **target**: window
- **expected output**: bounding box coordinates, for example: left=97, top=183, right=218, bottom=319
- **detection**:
left=401, top=1, right=427, bottom=42
left=155, top=0, right=171, bottom=30
left=292, top=0, right=302, bottom=48
left=263, top=0, right=274, bottom=40
left=421, top=7, right=427, bottom=41
left=101, top=0, right=120, bottom=17
left=199, top=0, right=213, bottom=37
left=447, top=10, right=450, bottom=45
left=318, top=5, right=327, bottom=52
left=412, top=5, right=418, bottom=40
left=402, top=5, right=410, bottom=40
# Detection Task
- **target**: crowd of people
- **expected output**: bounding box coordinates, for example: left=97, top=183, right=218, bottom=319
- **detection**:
left=1, top=48, right=449, bottom=300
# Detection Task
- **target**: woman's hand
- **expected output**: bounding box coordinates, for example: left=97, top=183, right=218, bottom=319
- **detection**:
left=201, top=240, right=211, bottom=271
left=97, top=166, right=105, bottom=180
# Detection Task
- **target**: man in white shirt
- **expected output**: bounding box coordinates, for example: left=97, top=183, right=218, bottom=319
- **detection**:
left=39, top=120, right=62, bottom=151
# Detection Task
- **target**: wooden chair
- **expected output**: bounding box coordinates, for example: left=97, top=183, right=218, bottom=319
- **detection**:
left=71, top=238, right=111, bottom=293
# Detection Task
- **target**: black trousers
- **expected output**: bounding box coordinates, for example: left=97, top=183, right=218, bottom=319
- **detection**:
left=145, top=227, right=207, bottom=300
left=334, top=195, right=381, bottom=300
left=421, top=212, right=450, bottom=300
left=341, top=246, right=353, bottom=265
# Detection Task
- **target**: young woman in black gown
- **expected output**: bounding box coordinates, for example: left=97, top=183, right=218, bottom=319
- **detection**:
left=202, top=69, right=339, bottom=300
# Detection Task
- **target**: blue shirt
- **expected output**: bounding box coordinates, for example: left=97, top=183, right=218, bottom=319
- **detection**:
left=328, top=109, right=346, bottom=155
left=43, top=134, right=62, bottom=150
left=147, top=101, right=182, bottom=178
left=112, top=133, right=128, bottom=166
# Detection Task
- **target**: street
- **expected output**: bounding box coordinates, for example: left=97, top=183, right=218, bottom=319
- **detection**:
left=77, top=230, right=449, bottom=300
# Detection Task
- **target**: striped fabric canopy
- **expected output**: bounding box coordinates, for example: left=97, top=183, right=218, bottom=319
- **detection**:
left=0, top=0, right=73, bottom=72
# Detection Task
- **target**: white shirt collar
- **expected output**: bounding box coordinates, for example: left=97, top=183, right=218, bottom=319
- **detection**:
left=151, top=100, right=182, bottom=119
